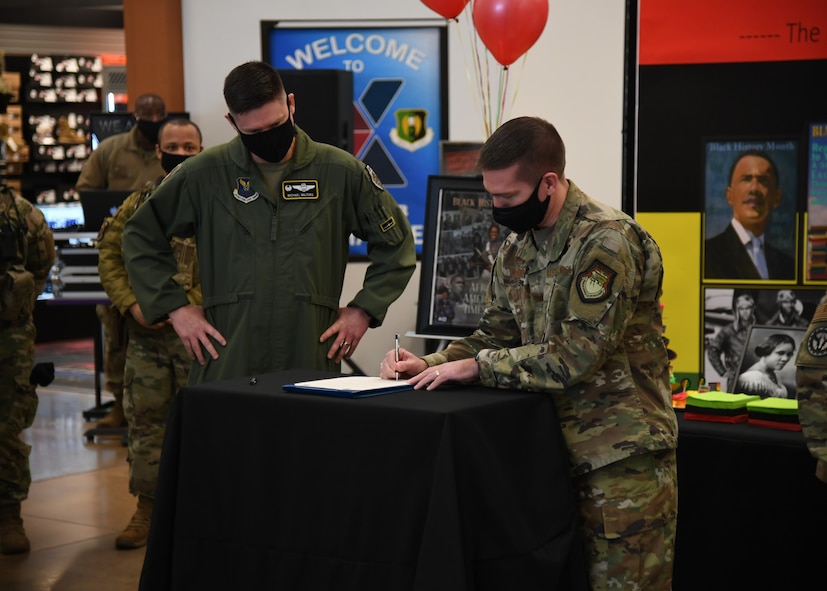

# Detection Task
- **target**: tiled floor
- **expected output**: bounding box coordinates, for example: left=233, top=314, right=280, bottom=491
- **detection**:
left=0, top=339, right=145, bottom=591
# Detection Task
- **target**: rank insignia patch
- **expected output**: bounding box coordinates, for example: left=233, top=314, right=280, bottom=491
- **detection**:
left=282, top=180, right=319, bottom=200
left=807, top=327, right=827, bottom=357
left=233, top=178, right=259, bottom=204
left=576, top=261, right=616, bottom=303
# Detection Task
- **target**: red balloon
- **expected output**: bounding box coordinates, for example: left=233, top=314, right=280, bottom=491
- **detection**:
left=421, top=0, right=470, bottom=20
left=472, top=0, right=549, bottom=66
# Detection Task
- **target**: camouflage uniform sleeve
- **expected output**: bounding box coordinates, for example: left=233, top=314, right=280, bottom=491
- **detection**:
left=795, top=302, right=827, bottom=483
left=98, top=191, right=140, bottom=315
left=24, top=199, right=56, bottom=295
left=427, top=223, right=643, bottom=392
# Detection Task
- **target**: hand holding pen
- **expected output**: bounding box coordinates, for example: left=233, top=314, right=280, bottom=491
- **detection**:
left=380, top=342, right=427, bottom=381
left=395, top=333, right=400, bottom=380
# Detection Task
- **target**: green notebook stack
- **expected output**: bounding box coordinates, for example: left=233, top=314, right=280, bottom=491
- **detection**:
left=685, top=392, right=761, bottom=423
left=746, top=397, right=801, bottom=431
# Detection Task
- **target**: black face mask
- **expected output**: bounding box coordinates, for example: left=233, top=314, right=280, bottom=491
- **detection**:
left=136, top=118, right=165, bottom=145
left=160, top=151, right=193, bottom=174
left=232, top=114, right=295, bottom=163
left=492, top=177, right=550, bottom=234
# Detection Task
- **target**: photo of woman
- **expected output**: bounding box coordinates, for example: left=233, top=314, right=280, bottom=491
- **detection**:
left=734, top=329, right=802, bottom=399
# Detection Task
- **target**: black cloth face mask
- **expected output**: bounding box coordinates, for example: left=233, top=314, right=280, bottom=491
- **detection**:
left=492, top=177, right=550, bottom=234
left=230, top=111, right=295, bottom=163
left=136, top=118, right=165, bottom=145
left=160, top=151, right=193, bottom=174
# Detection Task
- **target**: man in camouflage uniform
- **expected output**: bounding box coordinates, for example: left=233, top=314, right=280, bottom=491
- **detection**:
left=97, top=118, right=202, bottom=549
left=0, top=185, right=55, bottom=554
left=382, top=117, right=679, bottom=590
left=794, top=303, right=827, bottom=484
left=76, top=93, right=168, bottom=429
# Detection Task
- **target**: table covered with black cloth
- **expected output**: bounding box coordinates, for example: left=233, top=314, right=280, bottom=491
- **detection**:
left=138, top=369, right=588, bottom=591
left=673, top=411, right=827, bottom=590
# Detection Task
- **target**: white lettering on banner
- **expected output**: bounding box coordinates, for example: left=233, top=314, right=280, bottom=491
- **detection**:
left=284, top=34, right=427, bottom=71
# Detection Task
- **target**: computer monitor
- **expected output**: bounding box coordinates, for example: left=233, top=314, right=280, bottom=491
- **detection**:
left=38, top=202, right=85, bottom=232
left=79, top=190, right=132, bottom=233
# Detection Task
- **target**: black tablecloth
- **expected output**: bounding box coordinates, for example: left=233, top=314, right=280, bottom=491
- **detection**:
left=139, top=370, right=588, bottom=591
left=674, top=412, right=827, bottom=590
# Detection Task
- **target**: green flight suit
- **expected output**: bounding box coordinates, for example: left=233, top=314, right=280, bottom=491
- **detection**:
left=122, top=127, right=415, bottom=384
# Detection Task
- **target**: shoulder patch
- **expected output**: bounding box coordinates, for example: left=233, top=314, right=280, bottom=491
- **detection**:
left=806, top=326, right=827, bottom=357
left=366, top=164, right=383, bottom=190
left=576, top=260, right=616, bottom=303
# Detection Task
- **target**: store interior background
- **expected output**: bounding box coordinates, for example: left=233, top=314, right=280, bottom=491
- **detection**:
left=1, top=0, right=627, bottom=374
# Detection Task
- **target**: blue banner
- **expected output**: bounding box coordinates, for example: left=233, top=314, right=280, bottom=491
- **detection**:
left=265, top=23, right=448, bottom=256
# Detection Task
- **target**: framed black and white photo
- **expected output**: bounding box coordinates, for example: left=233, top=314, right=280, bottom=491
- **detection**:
left=703, top=286, right=823, bottom=391
left=733, top=325, right=805, bottom=399
left=416, top=175, right=500, bottom=338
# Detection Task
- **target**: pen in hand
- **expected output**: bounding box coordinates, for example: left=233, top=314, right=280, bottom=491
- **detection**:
left=395, top=333, right=400, bottom=381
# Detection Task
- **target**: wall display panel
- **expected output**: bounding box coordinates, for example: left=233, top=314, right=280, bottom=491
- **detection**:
left=262, top=20, right=449, bottom=258
left=624, top=0, right=827, bottom=384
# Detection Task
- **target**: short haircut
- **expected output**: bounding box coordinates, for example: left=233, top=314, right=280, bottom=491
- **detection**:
left=157, top=117, right=203, bottom=145
left=223, top=61, right=285, bottom=116
left=477, top=116, right=566, bottom=184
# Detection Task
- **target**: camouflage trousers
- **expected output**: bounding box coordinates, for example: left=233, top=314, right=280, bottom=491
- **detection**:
left=122, top=317, right=192, bottom=498
left=96, top=303, right=128, bottom=396
left=573, top=448, right=678, bottom=591
left=0, top=320, right=38, bottom=504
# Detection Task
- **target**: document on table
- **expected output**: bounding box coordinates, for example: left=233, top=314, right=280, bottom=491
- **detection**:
left=282, top=376, right=414, bottom=398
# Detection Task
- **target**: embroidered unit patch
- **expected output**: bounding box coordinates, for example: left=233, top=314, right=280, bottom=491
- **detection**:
left=807, top=327, right=827, bottom=357
left=233, top=177, right=259, bottom=204
left=366, top=165, right=384, bottom=190
left=576, top=260, right=616, bottom=303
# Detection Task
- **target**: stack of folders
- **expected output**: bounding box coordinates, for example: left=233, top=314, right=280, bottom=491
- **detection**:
left=684, top=392, right=760, bottom=423
left=746, top=397, right=801, bottom=431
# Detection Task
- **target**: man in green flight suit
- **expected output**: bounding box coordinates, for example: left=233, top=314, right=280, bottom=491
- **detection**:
left=122, top=61, right=415, bottom=382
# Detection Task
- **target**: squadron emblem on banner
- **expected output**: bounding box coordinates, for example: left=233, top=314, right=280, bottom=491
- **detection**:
left=390, top=108, right=434, bottom=152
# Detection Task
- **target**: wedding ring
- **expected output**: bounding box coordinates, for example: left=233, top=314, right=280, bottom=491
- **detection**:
left=435, top=370, right=440, bottom=377
left=339, top=340, right=348, bottom=348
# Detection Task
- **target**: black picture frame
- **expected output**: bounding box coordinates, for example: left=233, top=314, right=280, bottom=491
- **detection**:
left=416, top=175, right=501, bottom=338
left=733, top=324, right=805, bottom=399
